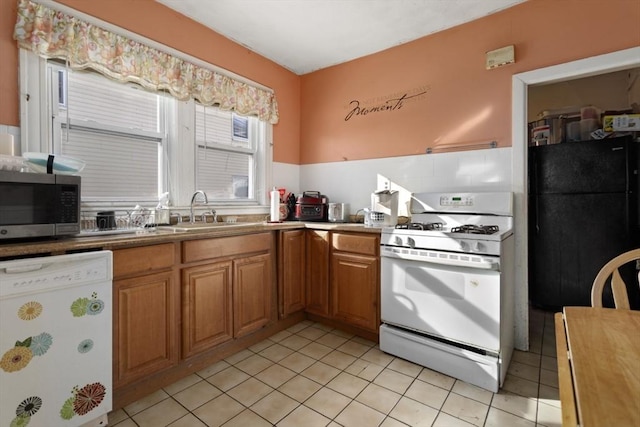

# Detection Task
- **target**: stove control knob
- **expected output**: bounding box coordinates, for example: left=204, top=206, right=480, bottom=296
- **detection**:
left=394, top=236, right=403, bottom=246
left=407, top=237, right=415, bottom=248
left=459, top=241, right=469, bottom=251
left=473, top=242, right=485, bottom=252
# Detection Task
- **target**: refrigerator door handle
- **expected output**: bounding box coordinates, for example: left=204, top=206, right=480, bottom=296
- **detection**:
left=535, top=196, right=540, bottom=234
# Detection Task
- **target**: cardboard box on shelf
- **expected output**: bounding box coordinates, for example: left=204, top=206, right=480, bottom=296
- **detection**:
left=603, top=114, right=640, bottom=132
left=529, top=113, right=581, bottom=145
left=530, top=122, right=550, bottom=146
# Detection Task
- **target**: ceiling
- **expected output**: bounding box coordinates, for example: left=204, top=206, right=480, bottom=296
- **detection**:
left=156, top=0, right=526, bottom=75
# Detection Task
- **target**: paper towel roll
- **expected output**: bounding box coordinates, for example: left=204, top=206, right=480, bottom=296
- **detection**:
left=0, top=134, right=20, bottom=156
left=270, top=187, right=280, bottom=222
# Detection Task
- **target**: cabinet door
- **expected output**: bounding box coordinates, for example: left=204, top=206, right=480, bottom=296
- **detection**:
left=279, top=229, right=306, bottom=318
left=306, top=230, right=330, bottom=316
left=182, top=262, right=233, bottom=358
left=234, top=253, right=272, bottom=338
left=114, top=270, right=178, bottom=387
left=330, top=252, right=379, bottom=332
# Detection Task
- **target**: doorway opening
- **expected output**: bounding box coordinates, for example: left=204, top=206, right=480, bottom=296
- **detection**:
left=511, top=46, right=640, bottom=351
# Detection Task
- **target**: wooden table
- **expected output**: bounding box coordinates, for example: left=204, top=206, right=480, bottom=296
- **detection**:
left=555, top=307, right=640, bottom=426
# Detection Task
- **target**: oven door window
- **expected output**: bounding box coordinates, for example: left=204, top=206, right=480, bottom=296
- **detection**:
left=381, top=257, right=501, bottom=352
left=0, top=183, right=55, bottom=225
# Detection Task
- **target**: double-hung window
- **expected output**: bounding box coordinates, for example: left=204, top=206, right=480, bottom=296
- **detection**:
left=21, top=51, right=271, bottom=210
left=50, top=62, right=167, bottom=203
left=194, top=105, right=262, bottom=203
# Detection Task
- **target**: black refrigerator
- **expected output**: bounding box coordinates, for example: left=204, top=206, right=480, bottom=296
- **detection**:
left=528, top=135, right=639, bottom=311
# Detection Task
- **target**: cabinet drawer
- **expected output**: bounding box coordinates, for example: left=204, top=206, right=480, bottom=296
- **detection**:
left=183, top=232, right=272, bottom=263
left=114, top=243, right=176, bottom=277
left=331, top=233, right=379, bottom=256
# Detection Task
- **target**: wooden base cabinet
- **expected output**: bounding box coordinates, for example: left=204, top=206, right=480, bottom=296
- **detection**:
left=109, top=233, right=303, bottom=410
left=278, top=229, right=307, bottom=318
left=234, top=253, right=272, bottom=337
left=330, top=233, right=380, bottom=333
left=181, top=262, right=233, bottom=358
left=113, top=244, right=179, bottom=388
left=301, top=230, right=380, bottom=336
left=330, top=252, right=379, bottom=332
left=305, top=230, right=330, bottom=316
left=181, top=233, right=274, bottom=357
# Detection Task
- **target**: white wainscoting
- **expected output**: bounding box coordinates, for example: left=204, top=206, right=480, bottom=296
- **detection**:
left=0, top=125, right=21, bottom=151
left=290, top=147, right=512, bottom=216
left=272, top=161, right=301, bottom=196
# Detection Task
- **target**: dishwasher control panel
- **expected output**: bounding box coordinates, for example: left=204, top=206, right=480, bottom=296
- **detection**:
left=0, top=251, right=112, bottom=298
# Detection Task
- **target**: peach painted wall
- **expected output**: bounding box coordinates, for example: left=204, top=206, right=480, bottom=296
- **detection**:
left=3, top=0, right=639, bottom=166
left=0, top=0, right=301, bottom=164
left=300, top=0, right=640, bottom=164
left=0, top=0, right=19, bottom=126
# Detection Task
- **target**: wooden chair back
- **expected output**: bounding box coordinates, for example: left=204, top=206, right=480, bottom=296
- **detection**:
left=591, top=249, right=640, bottom=309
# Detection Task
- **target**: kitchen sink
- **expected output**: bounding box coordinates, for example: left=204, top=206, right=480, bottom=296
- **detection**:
left=77, top=228, right=155, bottom=237
left=162, top=222, right=263, bottom=232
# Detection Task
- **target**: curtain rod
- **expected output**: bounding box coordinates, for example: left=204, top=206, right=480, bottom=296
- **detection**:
left=33, top=0, right=274, bottom=94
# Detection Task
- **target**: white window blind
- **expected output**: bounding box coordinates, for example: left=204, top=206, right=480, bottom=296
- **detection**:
left=53, top=64, right=165, bottom=202
left=61, top=126, right=160, bottom=200
left=63, top=69, right=160, bottom=132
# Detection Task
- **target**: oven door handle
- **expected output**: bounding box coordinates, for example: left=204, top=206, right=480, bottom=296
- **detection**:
left=381, top=246, right=500, bottom=270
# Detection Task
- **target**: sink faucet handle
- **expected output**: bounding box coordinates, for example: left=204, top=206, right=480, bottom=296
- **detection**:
left=201, top=210, right=217, bottom=224
left=170, top=212, right=182, bottom=224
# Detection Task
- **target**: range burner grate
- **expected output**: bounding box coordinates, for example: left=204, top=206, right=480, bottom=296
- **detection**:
left=395, top=222, right=444, bottom=231
left=450, top=224, right=499, bottom=235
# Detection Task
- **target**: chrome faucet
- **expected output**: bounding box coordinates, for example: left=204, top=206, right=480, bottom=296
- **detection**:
left=189, top=190, right=208, bottom=223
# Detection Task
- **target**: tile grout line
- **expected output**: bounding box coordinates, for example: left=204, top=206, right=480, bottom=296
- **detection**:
left=129, top=327, right=440, bottom=425
left=274, top=326, right=488, bottom=426
left=232, top=327, right=427, bottom=425
left=114, top=315, right=556, bottom=427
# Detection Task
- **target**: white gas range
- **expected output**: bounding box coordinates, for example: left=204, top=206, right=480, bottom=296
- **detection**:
left=379, top=192, right=515, bottom=392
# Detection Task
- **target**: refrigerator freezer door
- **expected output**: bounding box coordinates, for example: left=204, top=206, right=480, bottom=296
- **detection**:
left=532, top=136, right=633, bottom=194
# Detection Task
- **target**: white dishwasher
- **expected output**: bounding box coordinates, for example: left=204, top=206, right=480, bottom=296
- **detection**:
left=0, top=251, right=112, bottom=427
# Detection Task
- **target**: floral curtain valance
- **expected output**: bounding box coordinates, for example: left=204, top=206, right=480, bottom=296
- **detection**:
left=13, top=0, right=279, bottom=124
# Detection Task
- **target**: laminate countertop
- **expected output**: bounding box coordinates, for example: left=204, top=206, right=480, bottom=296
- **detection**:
left=0, top=221, right=383, bottom=258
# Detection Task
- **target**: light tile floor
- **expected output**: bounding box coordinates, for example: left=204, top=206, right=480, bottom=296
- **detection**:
left=108, top=308, right=560, bottom=427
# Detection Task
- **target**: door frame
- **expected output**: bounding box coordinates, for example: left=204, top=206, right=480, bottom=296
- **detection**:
left=511, top=46, right=640, bottom=350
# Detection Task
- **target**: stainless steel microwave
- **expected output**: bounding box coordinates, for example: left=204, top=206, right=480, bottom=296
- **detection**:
left=0, top=170, right=81, bottom=240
